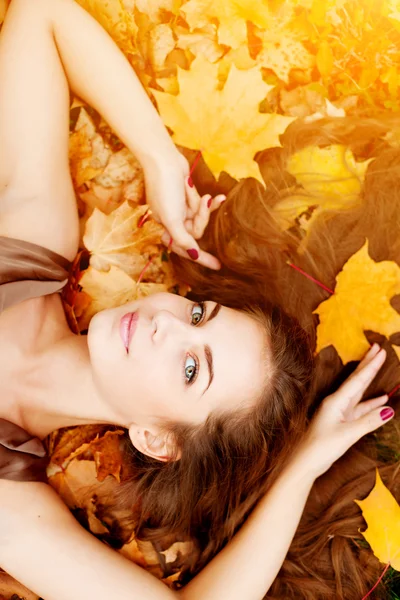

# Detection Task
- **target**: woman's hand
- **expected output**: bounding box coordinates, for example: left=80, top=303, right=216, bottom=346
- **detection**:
left=298, top=344, right=394, bottom=479
left=143, top=153, right=226, bottom=270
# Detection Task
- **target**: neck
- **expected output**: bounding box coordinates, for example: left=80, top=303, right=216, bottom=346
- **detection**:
left=14, top=332, right=120, bottom=439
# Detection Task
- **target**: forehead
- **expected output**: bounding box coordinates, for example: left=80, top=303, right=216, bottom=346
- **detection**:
left=206, top=306, right=268, bottom=414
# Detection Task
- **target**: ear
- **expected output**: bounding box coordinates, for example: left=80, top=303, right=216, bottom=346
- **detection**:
left=128, top=425, right=181, bottom=462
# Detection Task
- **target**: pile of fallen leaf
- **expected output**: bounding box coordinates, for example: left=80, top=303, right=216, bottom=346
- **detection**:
left=1, top=0, right=400, bottom=598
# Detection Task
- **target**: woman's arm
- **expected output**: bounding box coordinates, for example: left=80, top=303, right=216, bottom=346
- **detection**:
left=0, top=346, right=392, bottom=600
left=0, top=0, right=220, bottom=266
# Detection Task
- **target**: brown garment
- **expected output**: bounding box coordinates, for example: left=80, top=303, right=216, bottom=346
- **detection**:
left=0, top=236, right=71, bottom=482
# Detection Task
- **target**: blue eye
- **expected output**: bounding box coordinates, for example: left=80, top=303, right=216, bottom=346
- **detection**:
left=185, top=355, right=197, bottom=384
left=191, top=302, right=205, bottom=325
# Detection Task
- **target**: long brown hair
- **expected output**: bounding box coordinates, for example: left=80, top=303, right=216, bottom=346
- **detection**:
left=117, top=301, right=314, bottom=578
left=120, top=114, right=400, bottom=598
left=174, top=114, right=400, bottom=599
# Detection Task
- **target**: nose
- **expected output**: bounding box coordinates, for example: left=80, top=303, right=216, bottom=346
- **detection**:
left=152, top=310, right=189, bottom=344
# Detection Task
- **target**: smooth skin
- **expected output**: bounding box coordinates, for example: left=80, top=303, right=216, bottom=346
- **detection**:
left=0, top=1, right=395, bottom=599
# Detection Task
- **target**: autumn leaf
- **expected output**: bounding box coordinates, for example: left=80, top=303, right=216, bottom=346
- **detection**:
left=135, top=0, right=182, bottom=23
left=273, top=145, right=371, bottom=233
left=0, top=572, right=39, bottom=600
left=287, top=145, right=371, bottom=201
left=74, top=0, right=138, bottom=57
left=153, top=56, right=294, bottom=183
left=175, top=24, right=224, bottom=64
left=83, top=202, right=163, bottom=276
left=257, top=33, right=314, bottom=84
left=314, top=241, right=400, bottom=364
left=181, top=0, right=270, bottom=48
left=69, top=108, right=111, bottom=188
left=355, top=469, right=400, bottom=570
left=0, top=0, right=7, bottom=26
left=78, top=264, right=167, bottom=329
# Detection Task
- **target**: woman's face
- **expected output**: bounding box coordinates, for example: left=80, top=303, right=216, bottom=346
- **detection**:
left=88, top=293, right=268, bottom=428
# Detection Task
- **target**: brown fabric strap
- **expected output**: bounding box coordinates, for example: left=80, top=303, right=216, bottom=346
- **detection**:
left=0, top=236, right=71, bottom=481
left=0, top=236, right=71, bottom=313
left=0, top=419, right=48, bottom=482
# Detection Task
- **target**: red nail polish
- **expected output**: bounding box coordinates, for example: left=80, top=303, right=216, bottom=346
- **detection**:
left=187, top=248, right=199, bottom=260
left=207, top=198, right=212, bottom=209
left=188, top=177, right=194, bottom=188
left=380, top=407, right=394, bottom=421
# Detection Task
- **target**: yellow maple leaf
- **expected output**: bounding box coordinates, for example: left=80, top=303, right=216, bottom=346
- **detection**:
left=78, top=265, right=167, bottom=329
left=287, top=145, right=371, bottom=200
left=153, top=56, right=294, bottom=183
left=272, top=145, right=371, bottom=233
left=257, top=33, right=314, bottom=84
left=181, top=0, right=270, bottom=48
left=355, top=469, right=400, bottom=571
left=314, top=241, right=400, bottom=364
left=83, top=202, right=163, bottom=276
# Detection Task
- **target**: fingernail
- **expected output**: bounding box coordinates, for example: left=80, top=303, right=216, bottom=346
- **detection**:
left=188, top=177, right=194, bottom=188
left=380, top=407, right=394, bottom=421
left=207, top=197, right=212, bottom=209
left=187, top=248, right=199, bottom=260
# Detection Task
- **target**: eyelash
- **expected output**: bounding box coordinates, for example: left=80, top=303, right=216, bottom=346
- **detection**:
left=183, top=302, right=206, bottom=386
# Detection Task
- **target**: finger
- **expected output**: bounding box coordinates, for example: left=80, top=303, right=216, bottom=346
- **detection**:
left=353, top=394, right=389, bottom=420
left=193, top=195, right=212, bottom=239
left=208, top=194, right=227, bottom=212
left=185, top=176, right=202, bottom=214
left=193, top=194, right=227, bottom=239
left=335, top=346, right=386, bottom=406
left=354, top=404, right=395, bottom=439
left=166, top=236, right=221, bottom=270
left=163, top=218, right=202, bottom=262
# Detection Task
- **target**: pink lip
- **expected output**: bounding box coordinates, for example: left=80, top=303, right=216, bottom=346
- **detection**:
left=120, top=312, right=138, bottom=353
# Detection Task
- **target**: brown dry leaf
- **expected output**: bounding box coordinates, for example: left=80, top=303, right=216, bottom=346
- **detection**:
left=119, top=536, right=149, bottom=568
left=181, top=0, right=270, bottom=48
left=148, top=24, right=176, bottom=72
left=0, top=572, right=38, bottom=600
left=75, top=0, right=138, bottom=57
left=86, top=497, right=110, bottom=535
left=175, top=24, right=225, bottom=63
left=0, top=0, right=7, bottom=26
left=95, top=147, right=144, bottom=189
left=90, top=430, right=125, bottom=482
left=160, top=541, right=194, bottom=564
left=83, top=202, right=164, bottom=276
left=280, top=84, right=327, bottom=118
left=135, top=0, right=182, bottom=23
left=69, top=109, right=110, bottom=187
left=48, top=425, right=108, bottom=469
left=49, top=460, right=99, bottom=508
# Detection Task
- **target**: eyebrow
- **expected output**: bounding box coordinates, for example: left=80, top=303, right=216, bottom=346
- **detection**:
left=201, top=303, right=221, bottom=396
left=202, top=344, right=214, bottom=396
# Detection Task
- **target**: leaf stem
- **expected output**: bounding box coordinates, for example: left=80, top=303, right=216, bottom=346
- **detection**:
left=361, top=563, right=390, bottom=600
left=287, top=262, right=335, bottom=295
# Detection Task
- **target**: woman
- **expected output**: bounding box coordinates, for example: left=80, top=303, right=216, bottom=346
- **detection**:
left=0, top=1, right=396, bottom=599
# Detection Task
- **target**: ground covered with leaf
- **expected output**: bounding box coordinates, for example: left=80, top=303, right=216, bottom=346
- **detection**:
left=1, top=0, right=400, bottom=598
